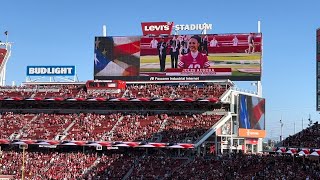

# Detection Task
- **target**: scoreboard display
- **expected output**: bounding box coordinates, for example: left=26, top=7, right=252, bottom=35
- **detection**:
left=94, top=33, right=262, bottom=81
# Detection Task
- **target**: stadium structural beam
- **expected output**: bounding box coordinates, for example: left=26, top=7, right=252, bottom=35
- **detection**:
left=103, top=25, right=107, bottom=37
left=0, top=63, right=4, bottom=86
left=257, top=20, right=262, bottom=97
left=280, top=119, right=284, bottom=141
left=0, top=42, right=12, bottom=86
left=26, top=76, right=78, bottom=83
left=230, top=116, right=234, bottom=153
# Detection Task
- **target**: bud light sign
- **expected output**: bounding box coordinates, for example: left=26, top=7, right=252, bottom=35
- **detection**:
left=27, top=66, right=76, bottom=76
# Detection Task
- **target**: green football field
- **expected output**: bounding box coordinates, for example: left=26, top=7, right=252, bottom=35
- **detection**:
left=140, top=53, right=261, bottom=63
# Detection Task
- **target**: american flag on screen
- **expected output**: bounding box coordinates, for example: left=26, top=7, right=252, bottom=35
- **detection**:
left=251, top=97, right=265, bottom=130
left=239, top=95, right=250, bottom=129
left=94, top=36, right=140, bottom=76
left=239, top=95, right=265, bottom=130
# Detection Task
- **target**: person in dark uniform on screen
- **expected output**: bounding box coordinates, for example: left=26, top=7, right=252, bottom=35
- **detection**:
left=169, top=35, right=181, bottom=68
left=181, top=41, right=189, bottom=55
left=180, top=35, right=189, bottom=55
left=157, top=38, right=167, bottom=72
left=201, top=35, right=209, bottom=56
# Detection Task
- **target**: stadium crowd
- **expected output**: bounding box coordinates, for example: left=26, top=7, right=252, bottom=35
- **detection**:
left=1, top=150, right=319, bottom=180
left=170, top=153, right=320, bottom=180
left=3, top=82, right=319, bottom=180
left=21, top=113, right=74, bottom=140
left=112, top=114, right=164, bottom=142
left=282, top=122, right=320, bottom=148
left=44, top=152, right=97, bottom=180
left=83, top=153, right=136, bottom=179
left=123, top=84, right=226, bottom=99
left=0, top=112, right=224, bottom=143
left=130, top=153, right=187, bottom=179
left=0, top=151, right=97, bottom=180
left=67, top=113, right=121, bottom=141
left=0, top=112, right=34, bottom=139
left=0, top=83, right=228, bottom=100
left=160, top=114, right=223, bottom=143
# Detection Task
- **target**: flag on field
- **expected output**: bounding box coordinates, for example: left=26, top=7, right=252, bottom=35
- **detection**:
left=94, top=36, right=140, bottom=76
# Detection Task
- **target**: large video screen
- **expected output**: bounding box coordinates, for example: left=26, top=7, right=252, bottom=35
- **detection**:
left=94, top=33, right=262, bottom=81
left=238, top=95, right=266, bottom=138
left=239, top=95, right=265, bottom=130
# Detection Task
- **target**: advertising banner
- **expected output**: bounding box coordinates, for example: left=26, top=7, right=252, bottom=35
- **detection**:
left=27, top=66, right=76, bottom=76
left=239, top=128, right=266, bottom=138
left=141, top=22, right=174, bottom=36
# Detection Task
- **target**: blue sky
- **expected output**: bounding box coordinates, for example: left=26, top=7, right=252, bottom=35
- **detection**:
left=1, top=0, right=319, bottom=140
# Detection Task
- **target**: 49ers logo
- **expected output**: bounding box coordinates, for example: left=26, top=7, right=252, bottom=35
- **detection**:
left=141, top=22, right=173, bottom=36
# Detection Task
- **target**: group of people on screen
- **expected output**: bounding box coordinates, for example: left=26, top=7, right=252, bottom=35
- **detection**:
left=150, top=33, right=256, bottom=72
left=152, top=35, right=210, bottom=71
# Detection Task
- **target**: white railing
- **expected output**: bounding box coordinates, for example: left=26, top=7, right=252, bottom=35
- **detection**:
left=231, top=87, right=258, bottom=96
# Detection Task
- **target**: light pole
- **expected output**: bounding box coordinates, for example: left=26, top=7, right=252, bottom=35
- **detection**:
left=280, top=120, right=284, bottom=141
left=19, top=144, right=27, bottom=180
left=22, top=146, right=25, bottom=180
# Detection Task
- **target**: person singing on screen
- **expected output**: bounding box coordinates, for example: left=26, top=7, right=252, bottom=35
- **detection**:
left=178, top=35, right=210, bottom=69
